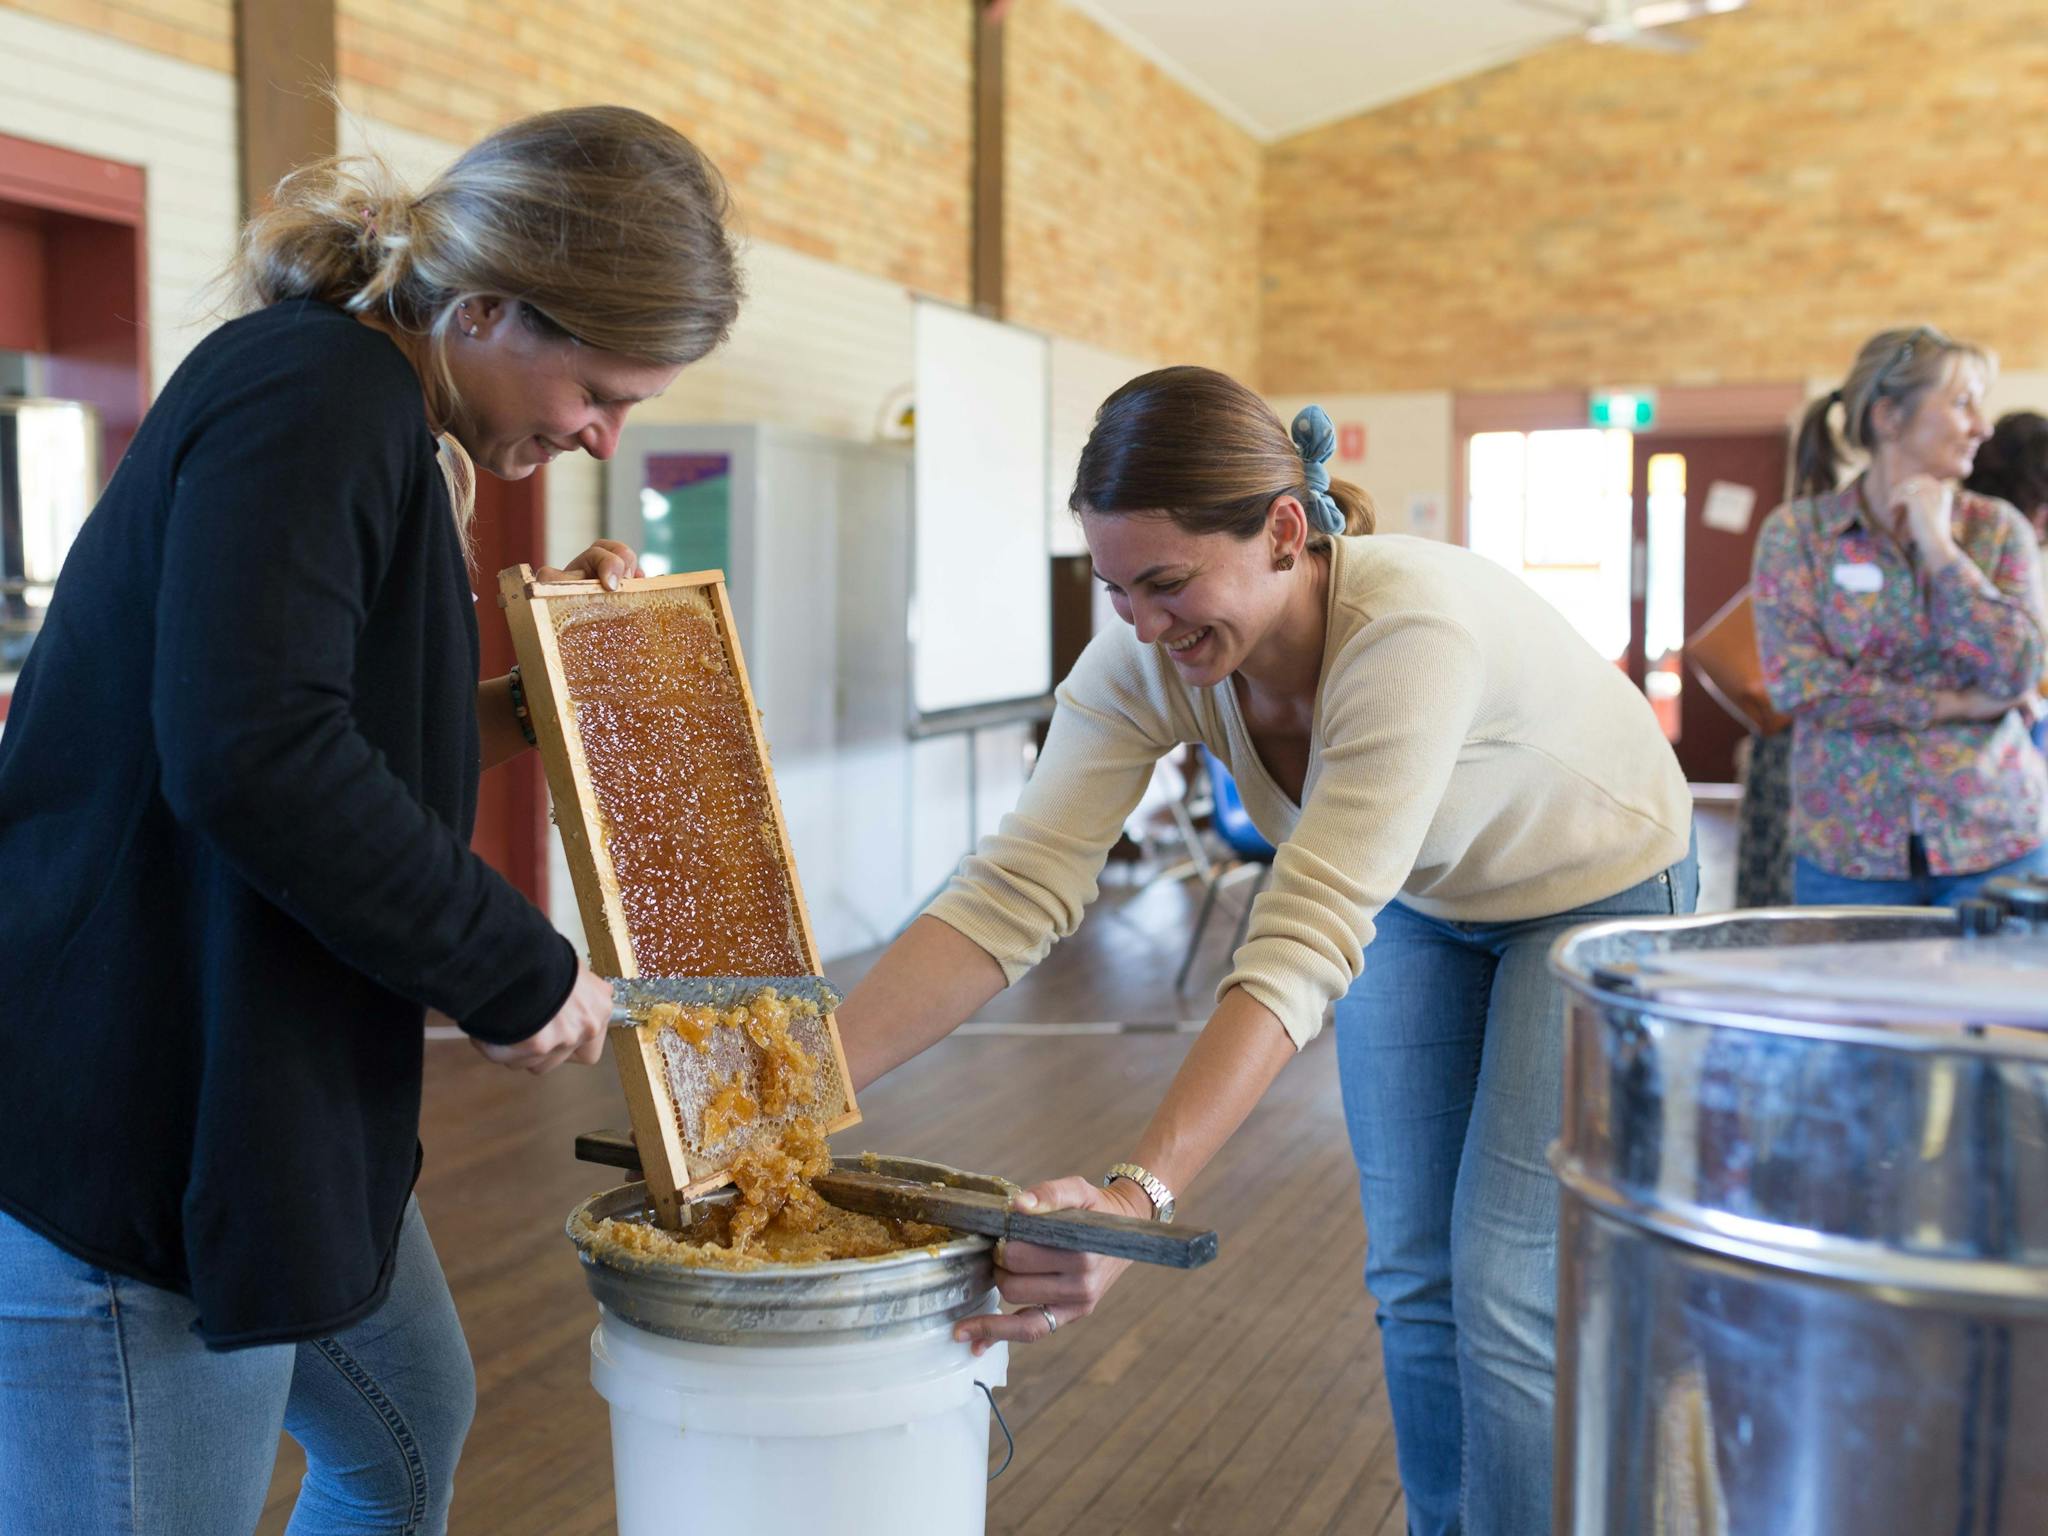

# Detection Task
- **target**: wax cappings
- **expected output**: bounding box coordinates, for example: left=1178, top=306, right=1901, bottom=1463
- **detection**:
left=641, top=992, right=827, bottom=1160
left=572, top=1124, right=952, bottom=1271
left=588, top=1009, right=949, bottom=1270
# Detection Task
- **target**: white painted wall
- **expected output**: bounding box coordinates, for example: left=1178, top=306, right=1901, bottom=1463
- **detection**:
left=1990, top=370, right=2048, bottom=420
left=0, top=9, right=239, bottom=393
left=1267, top=390, right=1456, bottom=540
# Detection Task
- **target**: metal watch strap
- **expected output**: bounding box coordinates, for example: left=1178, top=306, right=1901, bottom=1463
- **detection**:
left=1101, top=1162, right=1175, bottom=1224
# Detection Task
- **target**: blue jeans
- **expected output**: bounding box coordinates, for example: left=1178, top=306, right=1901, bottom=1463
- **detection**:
left=0, top=1197, right=474, bottom=1535
left=1793, top=841, right=2048, bottom=908
left=1334, top=834, right=1700, bottom=1536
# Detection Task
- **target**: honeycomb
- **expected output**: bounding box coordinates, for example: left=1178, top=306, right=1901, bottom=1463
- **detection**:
left=549, top=586, right=807, bottom=977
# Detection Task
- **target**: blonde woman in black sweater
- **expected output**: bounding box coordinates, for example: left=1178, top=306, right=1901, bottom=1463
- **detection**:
left=0, top=107, right=739, bottom=1535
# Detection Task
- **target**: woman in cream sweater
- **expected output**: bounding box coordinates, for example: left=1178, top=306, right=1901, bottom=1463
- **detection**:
left=835, top=366, right=1694, bottom=1536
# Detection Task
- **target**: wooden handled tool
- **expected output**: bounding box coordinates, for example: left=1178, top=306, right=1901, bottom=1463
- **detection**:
left=574, top=1130, right=1218, bottom=1271
left=813, top=1168, right=1218, bottom=1270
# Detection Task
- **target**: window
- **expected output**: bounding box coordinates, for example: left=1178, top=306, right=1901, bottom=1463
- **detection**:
left=1466, top=428, right=1634, bottom=664
left=1642, top=452, right=1688, bottom=740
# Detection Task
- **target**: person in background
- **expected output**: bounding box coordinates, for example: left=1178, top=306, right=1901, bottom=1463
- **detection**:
left=0, top=106, right=740, bottom=1535
left=1966, top=411, right=2048, bottom=542
left=1754, top=327, right=2047, bottom=907
left=1964, top=410, right=2048, bottom=749
left=1686, top=587, right=1797, bottom=907
left=834, top=366, right=1696, bottom=1536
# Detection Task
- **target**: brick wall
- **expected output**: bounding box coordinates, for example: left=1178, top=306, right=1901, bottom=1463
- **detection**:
left=334, top=0, right=975, bottom=305
left=1261, top=0, right=2048, bottom=395
left=0, top=0, right=231, bottom=72
left=13, top=0, right=1270, bottom=372
left=1004, top=0, right=1262, bottom=381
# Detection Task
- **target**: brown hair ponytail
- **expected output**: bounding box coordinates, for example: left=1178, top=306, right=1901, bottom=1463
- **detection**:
left=1070, top=366, right=1375, bottom=545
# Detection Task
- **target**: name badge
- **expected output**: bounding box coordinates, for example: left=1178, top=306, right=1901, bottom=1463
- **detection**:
left=1832, top=562, right=1883, bottom=594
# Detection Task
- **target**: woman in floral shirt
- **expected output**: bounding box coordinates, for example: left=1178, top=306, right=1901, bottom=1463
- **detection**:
left=1754, top=325, right=2047, bottom=905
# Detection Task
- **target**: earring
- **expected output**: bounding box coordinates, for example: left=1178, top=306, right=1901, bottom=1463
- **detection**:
left=459, top=300, right=479, bottom=339
left=1275, top=552, right=1296, bottom=572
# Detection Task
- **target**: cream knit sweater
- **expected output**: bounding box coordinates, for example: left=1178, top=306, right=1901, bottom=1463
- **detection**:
left=926, top=534, right=1693, bottom=1047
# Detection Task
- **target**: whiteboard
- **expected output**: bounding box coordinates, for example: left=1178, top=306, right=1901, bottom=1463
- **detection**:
left=912, top=301, right=1051, bottom=717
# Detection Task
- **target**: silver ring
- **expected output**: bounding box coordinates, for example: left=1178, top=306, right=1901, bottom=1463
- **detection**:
left=1033, top=1303, right=1058, bottom=1334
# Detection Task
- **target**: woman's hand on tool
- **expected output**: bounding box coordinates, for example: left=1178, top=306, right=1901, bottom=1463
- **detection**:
left=954, top=1175, right=1153, bottom=1355
left=472, top=959, right=612, bottom=1074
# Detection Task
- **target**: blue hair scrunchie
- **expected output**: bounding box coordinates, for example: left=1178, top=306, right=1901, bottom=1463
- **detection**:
left=1290, top=405, right=1346, bottom=535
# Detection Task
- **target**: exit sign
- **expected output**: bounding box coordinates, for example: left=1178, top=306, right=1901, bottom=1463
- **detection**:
left=1590, top=388, right=1658, bottom=430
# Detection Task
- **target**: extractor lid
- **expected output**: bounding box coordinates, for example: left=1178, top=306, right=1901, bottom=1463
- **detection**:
left=1621, top=928, right=2048, bottom=1029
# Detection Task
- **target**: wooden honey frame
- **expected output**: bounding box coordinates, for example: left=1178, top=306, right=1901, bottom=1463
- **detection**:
left=498, top=564, right=860, bottom=1226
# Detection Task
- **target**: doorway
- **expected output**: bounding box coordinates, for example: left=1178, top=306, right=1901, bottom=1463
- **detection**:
left=1466, top=425, right=1635, bottom=667
left=0, top=133, right=149, bottom=729
left=1456, top=384, right=1803, bottom=786
left=1627, top=431, right=1789, bottom=784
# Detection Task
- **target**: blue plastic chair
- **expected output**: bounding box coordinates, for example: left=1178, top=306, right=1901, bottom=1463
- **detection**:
left=1175, top=748, right=1277, bottom=992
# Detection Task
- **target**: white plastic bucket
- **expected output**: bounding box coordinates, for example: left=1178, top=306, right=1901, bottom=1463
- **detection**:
left=592, top=1302, right=1009, bottom=1535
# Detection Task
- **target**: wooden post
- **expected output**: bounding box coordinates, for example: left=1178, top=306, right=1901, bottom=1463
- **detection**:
left=972, top=0, right=1006, bottom=318
left=235, top=0, right=337, bottom=219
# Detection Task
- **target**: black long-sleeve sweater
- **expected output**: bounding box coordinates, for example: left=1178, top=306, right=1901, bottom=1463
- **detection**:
left=0, top=299, right=577, bottom=1347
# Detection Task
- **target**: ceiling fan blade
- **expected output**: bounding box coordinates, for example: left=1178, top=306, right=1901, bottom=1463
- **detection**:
left=1631, top=0, right=1711, bottom=23
left=1517, top=0, right=1735, bottom=52
left=1594, top=24, right=1695, bottom=51
left=1508, top=0, right=1602, bottom=21
left=1632, top=0, right=1747, bottom=26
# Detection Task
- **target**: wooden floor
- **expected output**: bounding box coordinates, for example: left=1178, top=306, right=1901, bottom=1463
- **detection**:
left=259, top=802, right=1738, bottom=1535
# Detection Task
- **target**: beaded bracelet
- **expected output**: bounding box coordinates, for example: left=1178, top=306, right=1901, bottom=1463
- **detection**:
left=506, top=664, right=539, bottom=747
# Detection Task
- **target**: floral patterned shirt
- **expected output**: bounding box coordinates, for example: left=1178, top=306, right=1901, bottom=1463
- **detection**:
left=1752, top=479, right=2047, bottom=880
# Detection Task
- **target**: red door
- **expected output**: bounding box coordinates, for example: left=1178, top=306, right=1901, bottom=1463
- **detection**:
left=469, top=468, right=549, bottom=908
left=0, top=134, right=149, bottom=730
left=1627, top=432, right=1789, bottom=783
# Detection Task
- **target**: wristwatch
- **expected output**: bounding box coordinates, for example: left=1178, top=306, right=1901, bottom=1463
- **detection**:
left=1101, top=1162, right=1176, bottom=1224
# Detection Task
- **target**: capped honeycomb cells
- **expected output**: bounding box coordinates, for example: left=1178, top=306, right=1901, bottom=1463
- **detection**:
left=550, top=589, right=806, bottom=978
